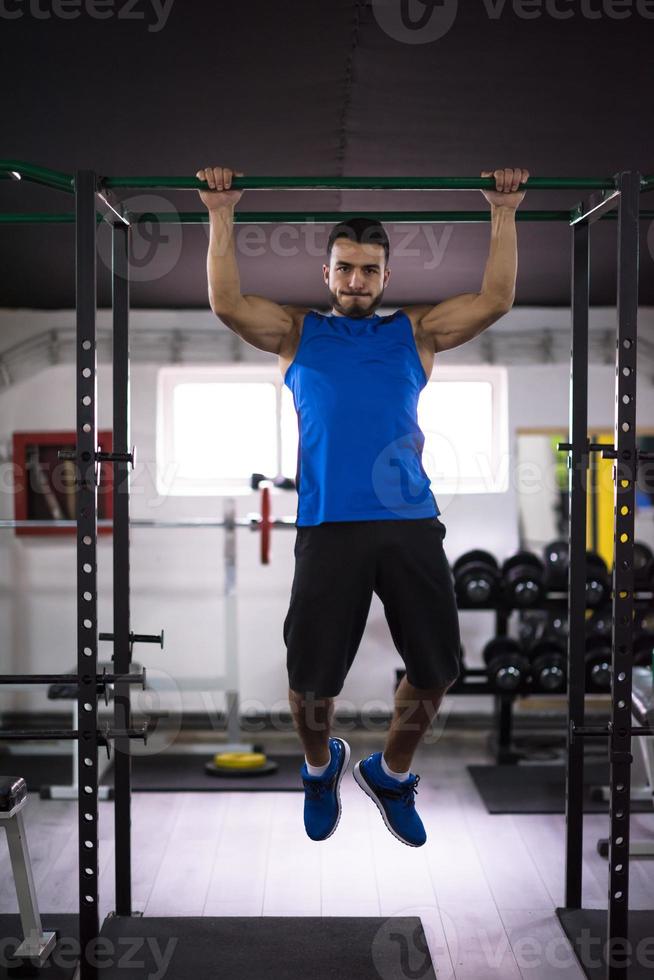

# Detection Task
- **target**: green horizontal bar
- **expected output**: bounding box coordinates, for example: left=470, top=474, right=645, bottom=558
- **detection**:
left=132, top=209, right=654, bottom=224
left=1, top=210, right=567, bottom=224
left=0, top=212, right=76, bottom=223
left=2, top=210, right=653, bottom=226
left=3, top=162, right=652, bottom=197
left=0, top=160, right=74, bottom=194
left=106, top=175, right=616, bottom=192
left=131, top=209, right=574, bottom=224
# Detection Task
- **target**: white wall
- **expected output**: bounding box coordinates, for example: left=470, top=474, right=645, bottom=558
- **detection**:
left=1, top=307, right=653, bottom=722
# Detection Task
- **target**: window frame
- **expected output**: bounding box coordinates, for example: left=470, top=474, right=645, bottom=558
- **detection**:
left=419, top=364, right=509, bottom=495
left=156, top=363, right=508, bottom=498
left=156, top=364, right=285, bottom=497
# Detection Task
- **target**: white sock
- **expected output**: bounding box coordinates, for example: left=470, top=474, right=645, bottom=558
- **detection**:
left=305, top=752, right=331, bottom=777
left=381, top=753, right=411, bottom=782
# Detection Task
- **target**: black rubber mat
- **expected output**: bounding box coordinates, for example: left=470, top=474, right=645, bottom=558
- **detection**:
left=0, top=914, right=79, bottom=979
left=468, top=762, right=653, bottom=814
left=0, top=752, right=304, bottom=793
left=556, top=907, right=654, bottom=979
left=96, top=915, right=436, bottom=979
left=122, top=752, right=304, bottom=792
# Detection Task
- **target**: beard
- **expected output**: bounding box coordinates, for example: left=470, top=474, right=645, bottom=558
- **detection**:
left=328, top=286, right=385, bottom=319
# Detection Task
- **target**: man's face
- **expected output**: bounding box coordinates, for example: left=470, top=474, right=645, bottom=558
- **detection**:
left=323, top=239, right=390, bottom=318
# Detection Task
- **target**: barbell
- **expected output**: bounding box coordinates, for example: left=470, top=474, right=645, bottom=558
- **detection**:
left=0, top=485, right=295, bottom=565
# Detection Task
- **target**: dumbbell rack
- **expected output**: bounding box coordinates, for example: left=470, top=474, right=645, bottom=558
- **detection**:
left=448, top=587, right=654, bottom=764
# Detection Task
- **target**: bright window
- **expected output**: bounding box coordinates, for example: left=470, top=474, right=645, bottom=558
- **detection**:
left=281, top=386, right=299, bottom=478
left=157, top=366, right=281, bottom=496
left=157, top=364, right=507, bottom=497
left=418, top=366, right=508, bottom=494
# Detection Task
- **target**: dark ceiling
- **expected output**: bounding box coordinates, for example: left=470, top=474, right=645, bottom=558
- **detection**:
left=1, top=0, right=653, bottom=310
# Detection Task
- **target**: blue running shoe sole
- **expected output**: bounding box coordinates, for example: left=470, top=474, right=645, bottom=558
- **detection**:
left=324, top=737, right=350, bottom=840
left=352, top=759, right=424, bottom=848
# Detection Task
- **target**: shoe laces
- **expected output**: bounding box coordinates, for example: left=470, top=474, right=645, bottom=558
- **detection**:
left=303, top=777, right=331, bottom=800
left=400, top=773, right=420, bottom=808
left=379, top=772, right=420, bottom=807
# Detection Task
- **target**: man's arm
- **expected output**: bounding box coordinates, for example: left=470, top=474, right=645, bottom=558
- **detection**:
left=406, top=167, right=529, bottom=353
left=199, top=166, right=305, bottom=354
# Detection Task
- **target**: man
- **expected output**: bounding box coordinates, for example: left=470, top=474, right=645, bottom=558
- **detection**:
left=198, top=165, right=529, bottom=846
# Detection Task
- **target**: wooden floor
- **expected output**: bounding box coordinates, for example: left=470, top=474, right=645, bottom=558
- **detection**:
left=1, top=730, right=653, bottom=979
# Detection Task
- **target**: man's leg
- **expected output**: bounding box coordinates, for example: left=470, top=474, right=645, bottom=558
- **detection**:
left=289, top=687, right=334, bottom=767
left=382, top=675, right=452, bottom=773
left=373, top=518, right=461, bottom=774
left=285, top=525, right=376, bottom=770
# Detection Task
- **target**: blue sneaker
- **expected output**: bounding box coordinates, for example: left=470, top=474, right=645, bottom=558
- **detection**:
left=353, top=752, right=426, bottom=847
left=300, top=737, right=351, bottom=841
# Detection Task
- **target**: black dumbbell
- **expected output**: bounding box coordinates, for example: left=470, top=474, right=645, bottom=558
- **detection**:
left=482, top=637, right=531, bottom=693
left=251, top=471, right=296, bottom=490
left=542, top=540, right=610, bottom=608
left=586, top=605, right=612, bottom=639
left=585, top=552, right=610, bottom=608
left=452, top=550, right=501, bottom=606
left=517, top=610, right=548, bottom=647
left=584, top=635, right=612, bottom=693
left=528, top=638, right=567, bottom=694
left=636, top=607, right=654, bottom=634
left=501, top=552, right=546, bottom=607
left=547, top=611, right=569, bottom=640
left=633, top=542, right=654, bottom=591
left=543, top=539, right=569, bottom=590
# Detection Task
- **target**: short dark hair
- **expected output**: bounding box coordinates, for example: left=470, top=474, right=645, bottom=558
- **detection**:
left=327, top=217, right=390, bottom=266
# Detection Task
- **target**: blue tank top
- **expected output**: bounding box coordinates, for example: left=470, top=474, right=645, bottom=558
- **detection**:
left=284, top=308, right=439, bottom=526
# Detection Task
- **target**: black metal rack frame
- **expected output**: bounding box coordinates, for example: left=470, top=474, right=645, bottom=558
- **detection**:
left=562, top=171, right=649, bottom=980
left=0, top=167, right=652, bottom=979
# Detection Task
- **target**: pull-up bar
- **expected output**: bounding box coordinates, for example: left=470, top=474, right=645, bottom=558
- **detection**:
left=1, top=162, right=653, bottom=226
left=102, top=175, right=619, bottom=191
left=2, top=160, right=653, bottom=193
left=2, top=210, right=654, bottom=226
left=0, top=160, right=73, bottom=193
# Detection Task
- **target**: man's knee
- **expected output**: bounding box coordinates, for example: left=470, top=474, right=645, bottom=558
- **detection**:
left=289, top=686, right=338, bottom=703
left=289, top=688, right=335, bottom=731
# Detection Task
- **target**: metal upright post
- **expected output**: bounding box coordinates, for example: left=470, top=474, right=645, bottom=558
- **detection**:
left=223, top=497, right=244, bottom=749
left=564, top=220, right=590, bottom=909
left=112, top=220, right=133, bottom=915
left=589, top=437, right=599, bottom=553
left=605, top=170, right=640, bottom=980
left=75, top=169, right=100, bottom=980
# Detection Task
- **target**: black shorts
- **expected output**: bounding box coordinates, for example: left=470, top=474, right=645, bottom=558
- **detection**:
left=283, top=516, right=461, bottom=698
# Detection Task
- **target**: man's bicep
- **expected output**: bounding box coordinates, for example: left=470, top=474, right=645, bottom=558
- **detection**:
left=405, top=294, right=484, bottom=335
left=411, top=294, right=508, bottom=344
left=217, top=295, right=305, bottom=353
